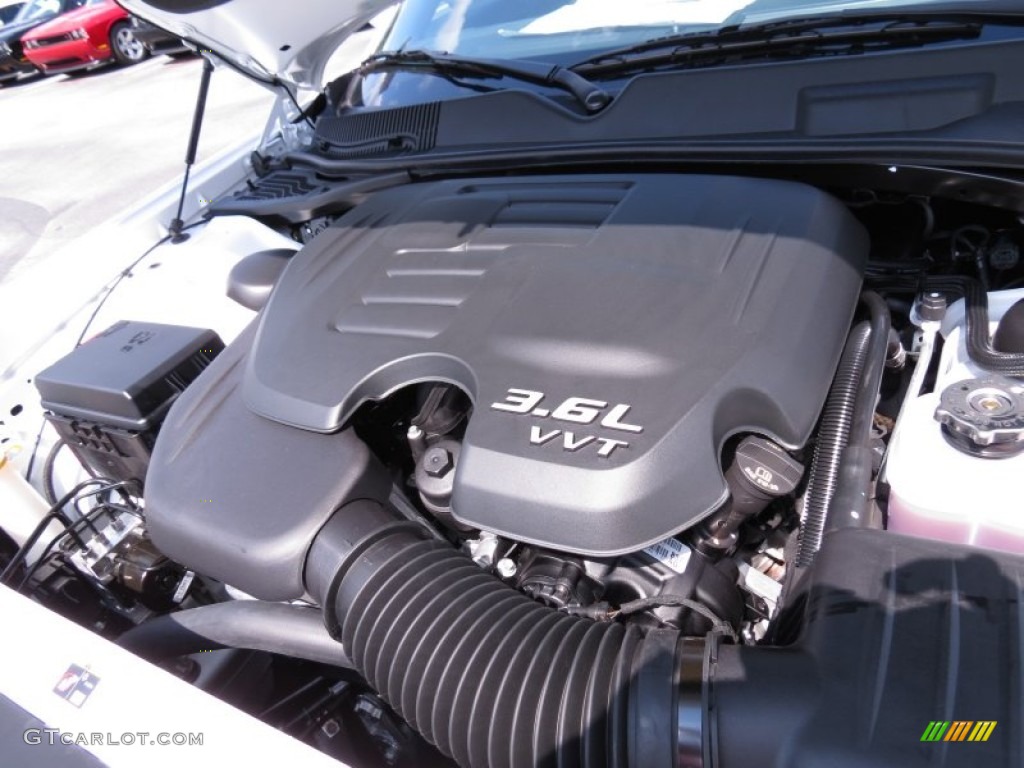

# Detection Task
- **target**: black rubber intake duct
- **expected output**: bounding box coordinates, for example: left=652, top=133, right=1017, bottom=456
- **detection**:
left=708, top=528, right=1024, bottom=768
left=309, top=505, right=1024, bottom=768
left=306, top=501, right=686, bottom=768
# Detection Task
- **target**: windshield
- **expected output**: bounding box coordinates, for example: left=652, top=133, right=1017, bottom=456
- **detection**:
left=14, top=0, right=60, bottom=22
left=381, top=0, right=1003, bottom=59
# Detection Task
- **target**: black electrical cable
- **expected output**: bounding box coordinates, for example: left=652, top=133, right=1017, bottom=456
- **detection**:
left=19, top=481, right=126, bottom=567
left=20, top=545, right=127, bottom=608
left=24, top=220, right=202, bottom=484
left=615, top=595, right=741, bottom=642
left=278, top=79, right=316, bottom=130
left=865, top=258, right=933, bottom=275
left=950, top=224, right=991, bottom=291
left=71, top=486, right=130, bottom=523
left=0, top=478, right=114, bottom=585
left=562, top=595, right=740, bottom=641
left=259, top=676, right=328, bottom=721
left=15, top=501, right=128, bottom=593
left=72, top=219, right=208, bottom=351
left=281, top=681, right=350, bottom=734
left=0, top=495, right=78, bottom=584
left=21, top=427, right=46, bottom=487
left=15, top=552, right=60, bottom=592
left=41, top=438, right=66, bottom=505
left=180, top=45, right=314, bottom=130
left=16, top=494, right=138, bottom=596
left=73, top=237, right=171, bottom=348
left=20, top=44, right=231, bottom=487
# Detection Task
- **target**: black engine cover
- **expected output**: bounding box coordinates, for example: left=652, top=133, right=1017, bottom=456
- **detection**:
left=242, top=174, right=866, bottom=555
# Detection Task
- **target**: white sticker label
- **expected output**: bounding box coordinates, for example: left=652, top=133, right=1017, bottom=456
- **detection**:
left=643, top=537, right=692, bottom=574
left=172, top=570, right=195, bottom=604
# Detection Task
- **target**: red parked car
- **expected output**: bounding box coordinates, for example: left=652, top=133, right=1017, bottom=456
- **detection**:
left=21, top=0, right=146, bottom=75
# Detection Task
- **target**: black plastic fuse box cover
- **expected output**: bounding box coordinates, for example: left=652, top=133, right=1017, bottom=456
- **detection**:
left=36, top=321, right=223, bottom=432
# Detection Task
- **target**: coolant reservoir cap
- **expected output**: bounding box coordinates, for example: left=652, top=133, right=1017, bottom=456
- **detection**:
left=935, top=376, right=1024, bottom=458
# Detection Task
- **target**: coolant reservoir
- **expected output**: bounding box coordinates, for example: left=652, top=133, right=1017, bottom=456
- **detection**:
left=886, top=288, right=1024, bottom=553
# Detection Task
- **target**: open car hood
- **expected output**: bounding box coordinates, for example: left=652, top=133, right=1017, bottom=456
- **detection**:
left=117, top=0, right=395, bottom=88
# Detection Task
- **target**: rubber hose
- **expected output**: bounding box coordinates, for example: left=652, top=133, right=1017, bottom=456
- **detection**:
left=931, top=276, right=1024, bottom=376
left=867, top=275, right=1024, bottom=376
left=306, top=501, right=685, bottom=768
left=825, top=291, right=890, bottom=532
left=847, top=292, right=890, bottom=446
left=41, top=438, right=66, bottom=506
left=794, top=321, right=871, bottom=568
left=117, top=601, right=354, bottom=669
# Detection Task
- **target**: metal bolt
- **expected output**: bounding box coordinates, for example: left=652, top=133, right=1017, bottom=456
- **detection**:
left=407, top=425, right=427, bottom=461
left=424, top=446, right=454, bottom=477
left=321, top=719, right=341, bottom=738
left=496, top=558, right=518, bottom=579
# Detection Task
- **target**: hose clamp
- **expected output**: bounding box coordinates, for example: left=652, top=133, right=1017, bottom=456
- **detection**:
left=677, top=637, right=707, bottom=768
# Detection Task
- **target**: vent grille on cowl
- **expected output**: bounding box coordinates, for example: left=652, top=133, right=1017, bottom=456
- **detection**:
left=315, top=102, right=442, bottom=157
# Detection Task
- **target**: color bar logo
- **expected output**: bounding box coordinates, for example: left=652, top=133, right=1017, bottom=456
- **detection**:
left=921, top=721, right=997, bottom=742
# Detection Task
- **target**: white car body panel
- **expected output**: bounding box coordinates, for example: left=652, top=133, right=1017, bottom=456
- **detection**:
left=0, top=585, right=347, bottom=767
left=118, top=0, right=396, bottom=89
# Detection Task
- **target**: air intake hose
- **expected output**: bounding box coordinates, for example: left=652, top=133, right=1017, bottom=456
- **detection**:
left=307, top=509, right=1021, bottom=768
left=306, top=501, right=696, bottom=768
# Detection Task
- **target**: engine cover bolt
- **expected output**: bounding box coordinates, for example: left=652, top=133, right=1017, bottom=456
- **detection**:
left=496, top=558, right=518, bottom=579
left=424, top=446, right=454, bottom=477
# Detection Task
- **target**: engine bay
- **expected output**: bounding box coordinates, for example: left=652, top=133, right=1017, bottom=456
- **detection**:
left=5, top=164, right=1024, bottom=767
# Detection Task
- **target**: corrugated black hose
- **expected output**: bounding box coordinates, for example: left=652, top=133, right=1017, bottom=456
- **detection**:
left=824, top=291, right=890, bottom=531
left=794, top=320, right=871, bottom=568
left=795, top=291, right=891, bottom=567
left=306, top=501, right=690, bottom=768
left=928, top=276, right=1024, bottom=376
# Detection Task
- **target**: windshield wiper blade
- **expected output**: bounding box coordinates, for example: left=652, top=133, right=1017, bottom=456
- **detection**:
left=360, top=50, right=611, bottom=113
left=571, top=16, right=982, bottom=78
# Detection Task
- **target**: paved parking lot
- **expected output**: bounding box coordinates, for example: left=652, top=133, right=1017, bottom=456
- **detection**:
left=0, top=54, right=272, bottom=282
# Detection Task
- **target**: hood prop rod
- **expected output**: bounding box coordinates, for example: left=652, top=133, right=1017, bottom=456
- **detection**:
left=168, top=56, right=214, bottom=243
